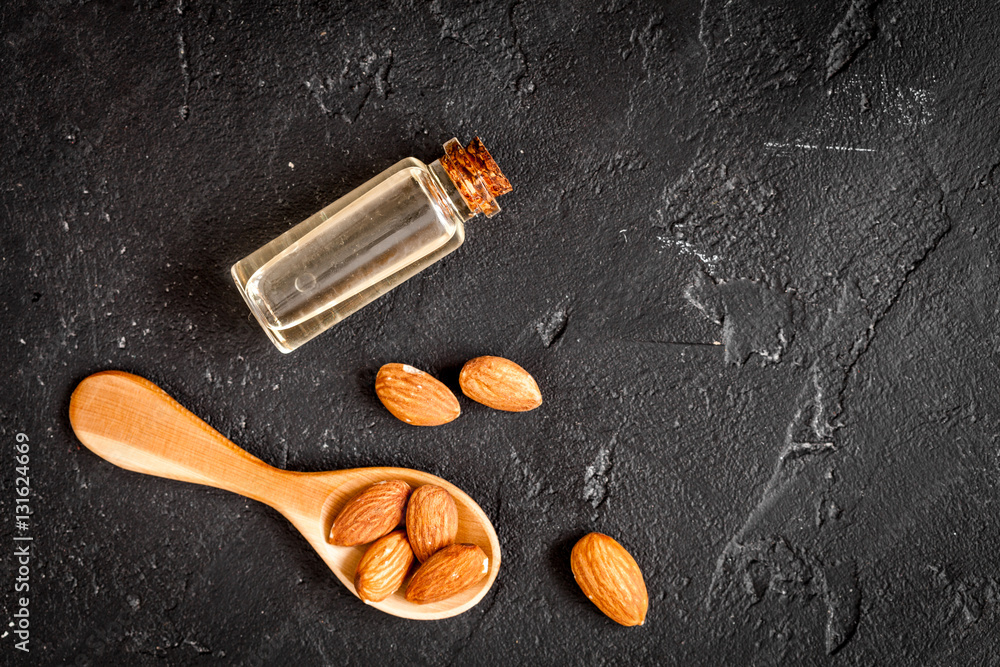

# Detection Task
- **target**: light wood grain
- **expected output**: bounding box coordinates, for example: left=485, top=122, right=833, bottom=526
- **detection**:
left=69, top=371, right=501, bottom=620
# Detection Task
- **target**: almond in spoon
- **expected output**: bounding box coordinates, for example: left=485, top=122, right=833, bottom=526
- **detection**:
left=354, top=530, right=415, bottom=603
left=406, top=485, right=459, bottom=562
left=459, top=356, right=542, bottom=412
left=405, top=544, right=489, bottom=604
left=328, top=480, right=411, bottom=546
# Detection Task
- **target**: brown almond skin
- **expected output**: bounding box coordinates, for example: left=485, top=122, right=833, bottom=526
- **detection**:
left=328, top=480, right=411, bottom=547
left=459, top=356, right=542, bottom=412
left=405, top=544, right=489, bottom=604
left=376, top=363, right=461, bottom=426
left=570, top=533, right=648, bottom=626
left=354, top=530, right=416, bottom=603
left=406, top=485, right=459, bottom=562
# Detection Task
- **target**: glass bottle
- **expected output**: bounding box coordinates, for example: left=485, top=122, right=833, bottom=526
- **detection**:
left=231, top=137, right=511, bottom=353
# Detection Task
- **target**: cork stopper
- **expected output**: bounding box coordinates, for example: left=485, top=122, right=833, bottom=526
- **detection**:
left=439, top=137, right=512, bottom=218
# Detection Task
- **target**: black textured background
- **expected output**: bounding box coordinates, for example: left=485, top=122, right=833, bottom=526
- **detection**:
left=2, top=0, right=999, bottom=664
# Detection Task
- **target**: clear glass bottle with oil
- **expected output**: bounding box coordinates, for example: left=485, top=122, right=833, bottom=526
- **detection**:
left=231, top=137, right=511, bottom=353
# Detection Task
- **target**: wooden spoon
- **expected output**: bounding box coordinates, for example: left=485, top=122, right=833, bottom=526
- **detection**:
left=68, top=371, right=501, bottom=620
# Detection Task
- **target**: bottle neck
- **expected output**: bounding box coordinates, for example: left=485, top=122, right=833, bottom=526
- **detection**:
left=436, top=137, right=511, bottom=219
left=429, top=159, right=477, bottom=222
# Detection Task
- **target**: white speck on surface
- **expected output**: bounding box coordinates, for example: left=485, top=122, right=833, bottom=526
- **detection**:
left=288, top=162, right=295, bottom=169
left=19, top=339, right=25, bottom=345
left=781, top=441, right=836, bottom=462
left=764, top=141, right=876, bottom=153
left=907, top=87, right=935, bottom=125
left=118, top=337, right=126, bottom=348
left=657, top=236, right=722, bottom=270
left=583, top=444, right=613, bottom=509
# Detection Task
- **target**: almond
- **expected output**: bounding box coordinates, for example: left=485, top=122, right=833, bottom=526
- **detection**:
left=328, top=480, right=411, bottom=547
left=459, top=356, right=542, bottom=412
left=375, top=363, right=460, bottom=426
left=405, top=543, right=489, bottom=604
left=406, top=485, right=459, bottom=562
left=570, top=533, right=648, bottom=626
left=354, top=530, right=415, bottom=603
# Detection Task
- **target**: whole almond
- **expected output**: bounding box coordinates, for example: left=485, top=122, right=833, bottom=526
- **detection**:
left=406, top=485, right=459, bottom=562
left=570, top=533, right=648, bottom=626
left=405, top=543, right=489, bottom=604
left=354, top=530, right=416, bottom=603
left=376, top=363, right=461, bottom=426
left=459, top=356, right=542, bottom=412
left=328, top=480, right=411, bottom=547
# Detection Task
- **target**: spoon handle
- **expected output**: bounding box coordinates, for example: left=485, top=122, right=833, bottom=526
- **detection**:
left=69, top=371, right=287, bottom=507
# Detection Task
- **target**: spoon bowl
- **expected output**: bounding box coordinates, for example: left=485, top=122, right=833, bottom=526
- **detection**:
left=68, top=371, right=501, bottom=620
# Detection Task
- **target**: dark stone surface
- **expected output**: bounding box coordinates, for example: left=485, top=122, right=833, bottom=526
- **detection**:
left=2, top=0, right=999, bottom=664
